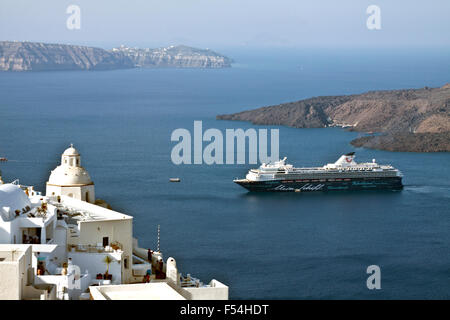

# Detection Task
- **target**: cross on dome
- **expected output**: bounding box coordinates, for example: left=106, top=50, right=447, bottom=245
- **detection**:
left=62, top=144, right=80, bottom=157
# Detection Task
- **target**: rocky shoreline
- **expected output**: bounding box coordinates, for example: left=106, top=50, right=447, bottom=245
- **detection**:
left=350, top=132, right=450, bottom=152
left=217, top=84, right=450, bottom=152
left=0, top=41, right=232, bottom=71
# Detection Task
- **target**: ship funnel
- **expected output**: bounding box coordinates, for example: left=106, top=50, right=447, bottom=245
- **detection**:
left=334, top=152, right=356, bottom=166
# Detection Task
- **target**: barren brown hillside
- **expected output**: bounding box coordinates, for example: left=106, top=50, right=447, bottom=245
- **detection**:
left=217, top=84, right=450, bottom=152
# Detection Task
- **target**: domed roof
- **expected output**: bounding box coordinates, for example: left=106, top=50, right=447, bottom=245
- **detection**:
left=48, top=165, right=93, bottom=185
left=47, top=144, right=93, bottom=186
left=0, top=184, right=32, bottom=222
left=63, top=144, right=80, bottom=156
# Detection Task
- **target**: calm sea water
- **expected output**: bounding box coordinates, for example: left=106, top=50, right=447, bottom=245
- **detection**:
left=0, top=48, right=449, bottom=299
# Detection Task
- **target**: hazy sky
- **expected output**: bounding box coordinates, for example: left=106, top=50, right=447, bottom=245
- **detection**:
left=1, top=0, right=449, bottom=49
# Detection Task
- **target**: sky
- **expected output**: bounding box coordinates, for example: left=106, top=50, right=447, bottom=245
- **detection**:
left=0, top=0, right=449, bottom=49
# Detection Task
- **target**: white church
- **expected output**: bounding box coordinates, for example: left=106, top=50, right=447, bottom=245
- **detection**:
left=0, top=145, right=228, bottom=300
left=46, top=144, right=95, bottom=203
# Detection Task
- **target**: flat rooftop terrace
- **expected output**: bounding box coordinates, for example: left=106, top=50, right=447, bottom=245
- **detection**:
left=47, top=195, right=132, bottom=222
left=90, top=282, right=186, bottom=300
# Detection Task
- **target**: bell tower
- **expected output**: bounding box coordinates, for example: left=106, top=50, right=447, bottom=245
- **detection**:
left=61, top=143, right=81, bottom=168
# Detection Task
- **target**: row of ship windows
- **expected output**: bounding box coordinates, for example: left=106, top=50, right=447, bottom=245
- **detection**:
left=281, top=168, right=386, bottom=173
left=281, top=177, right=386, bottom=183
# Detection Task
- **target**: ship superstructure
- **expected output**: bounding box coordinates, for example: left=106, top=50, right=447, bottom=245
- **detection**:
left=234, top=152, right=403, bottom=192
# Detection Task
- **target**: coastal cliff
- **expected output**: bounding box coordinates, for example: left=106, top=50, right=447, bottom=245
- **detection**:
left=0, top=41, right=133, bottom=71
left=0, top=41, right=232, bottom=71
left=112, top=45, right=232, bottom=68
left=217, top=84, right=450, bottom=152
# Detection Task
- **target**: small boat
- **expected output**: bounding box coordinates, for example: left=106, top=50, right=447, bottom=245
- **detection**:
left=169, top=178, right=181, bottom=182
left=0, top=157, right=7, bottom=162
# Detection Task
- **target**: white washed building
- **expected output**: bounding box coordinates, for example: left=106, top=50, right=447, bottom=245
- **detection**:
left=0, top=145, right=228, bottom=300
left=46, top=145, right=95, bottom=203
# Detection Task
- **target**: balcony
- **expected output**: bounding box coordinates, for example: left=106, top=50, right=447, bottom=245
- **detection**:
left=68, top=242, right=123, bottom=254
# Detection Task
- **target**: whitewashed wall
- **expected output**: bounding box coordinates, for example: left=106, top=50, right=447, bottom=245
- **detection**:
left=69, top=250, right=123, bottom=284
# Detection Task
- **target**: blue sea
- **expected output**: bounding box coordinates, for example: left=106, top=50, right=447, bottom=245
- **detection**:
left=0, top=48, right=449, bottom=299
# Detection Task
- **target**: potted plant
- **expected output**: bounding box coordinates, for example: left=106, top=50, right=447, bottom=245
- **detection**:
left=103, top=256, right=113, bottom=280
left=110, top=241, right=121, bottom=251
left=61, top=262, right=68, bottom=275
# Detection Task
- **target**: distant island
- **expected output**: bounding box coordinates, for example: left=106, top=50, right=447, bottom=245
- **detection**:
left=217, top=84, right=450, bottom=152
left=0, top=41, right=233, bottom=71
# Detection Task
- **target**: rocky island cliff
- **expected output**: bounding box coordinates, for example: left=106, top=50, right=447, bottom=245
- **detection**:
left=0, top=41, right=232, bottom=71
left=217, top=84, right=450, bottom=152
left=112, top=44, right=233, bottom=68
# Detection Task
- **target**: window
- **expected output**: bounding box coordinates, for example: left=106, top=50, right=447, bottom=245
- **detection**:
left=103, top=237, right=109, bottom=247
left=124, top=258, right=129, bottom=269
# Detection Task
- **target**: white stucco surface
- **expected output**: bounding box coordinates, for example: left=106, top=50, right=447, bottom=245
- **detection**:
left=90, top=282, right=186, bottom=300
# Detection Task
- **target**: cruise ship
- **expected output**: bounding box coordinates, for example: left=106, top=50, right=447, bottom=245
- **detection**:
left=234, top=152, right=403, bottom=192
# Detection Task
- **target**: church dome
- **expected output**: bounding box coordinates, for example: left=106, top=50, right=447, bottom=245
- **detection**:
left=63, top=145, right=80, bottom=156
left=48, top=165, right=93, bottom=186
left=0, top=184, right=32, bottom=222
left=47, top=144, right=93, bottom=186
